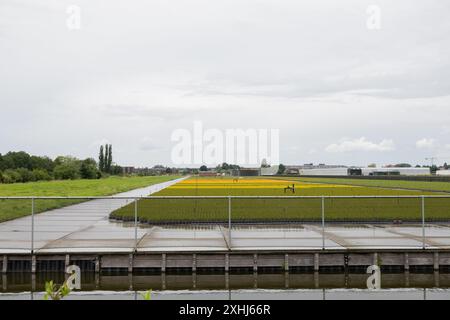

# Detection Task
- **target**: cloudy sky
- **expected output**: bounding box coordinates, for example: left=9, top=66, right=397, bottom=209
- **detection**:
left=1, top=0, right=450, bottom=167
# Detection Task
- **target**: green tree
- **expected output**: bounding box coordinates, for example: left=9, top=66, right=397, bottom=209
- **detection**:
left=15, top=168, right=34, bottom=182
left=32, top=169, right=52, bottom=181
left=2, top=169, right=22, bottom=183
left=80, top=158, right=100, bottom=179
left=99, top=146, right=105, bottom=172
left=54, top=164, right=80, bottom=180
left=277, top=164, right=286, bottom=175
left=199, top=165, right=208, bottom=171
left=0, top=154, right=4, bottom=171
left=430, top=165, right=438, bottom=174
left=2, top=151, right=32, bottom=169
left=104, top=145, right=109, bottom=172
left=53, top=157, right=81, bottom=180
left=110, top=164, right=123, bottom=175
left=30, top=155, right=54, bottom=172
left=107, top=144, right=113, bottom=173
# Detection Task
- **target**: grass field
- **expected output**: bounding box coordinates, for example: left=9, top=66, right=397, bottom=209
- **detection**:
left=0, top=176, right=180, bottom=222
left=111, top=177, right=450, bottom=223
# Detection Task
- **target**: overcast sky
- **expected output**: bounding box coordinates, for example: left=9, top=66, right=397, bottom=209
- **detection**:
left=1, top=0, right=450, bottom=167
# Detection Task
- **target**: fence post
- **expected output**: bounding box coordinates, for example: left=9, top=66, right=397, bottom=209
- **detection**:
left=134, top=198, right=138, bottom=252
left=322, top=196, right=325, bottom=250
left=228, top=196, right=232, bottom=248
left=422, top=196, right=426, bottom=250
left=31, top=197, right=35, bottom=254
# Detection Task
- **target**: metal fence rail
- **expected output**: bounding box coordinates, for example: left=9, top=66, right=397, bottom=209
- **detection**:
left=1, top=195, right=450, bottom=253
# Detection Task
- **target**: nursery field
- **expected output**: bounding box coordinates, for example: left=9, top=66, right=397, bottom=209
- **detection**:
left=111, top=177, right=450, bottom=223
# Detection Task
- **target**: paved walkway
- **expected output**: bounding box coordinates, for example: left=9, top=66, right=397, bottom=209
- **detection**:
left=0, top=177, right=186, bottom=254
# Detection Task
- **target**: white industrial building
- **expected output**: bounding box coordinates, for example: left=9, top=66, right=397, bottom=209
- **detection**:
left=436, top=170, right=450, bottom=176
left=298, top=168, right=349, bottom=176
left=361, top=167, right=430, bottom=176
left=291, top=167, right=430, bottom=176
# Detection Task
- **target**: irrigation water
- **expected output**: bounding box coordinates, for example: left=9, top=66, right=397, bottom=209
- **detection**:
left=2, top=271, right=450, bottom=300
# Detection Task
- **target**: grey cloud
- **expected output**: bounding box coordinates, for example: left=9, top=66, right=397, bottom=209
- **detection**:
left=1, top=0, right=450, bottom=167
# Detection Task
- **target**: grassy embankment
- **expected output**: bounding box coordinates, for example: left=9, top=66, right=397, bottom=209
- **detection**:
left=111, top=177, right=450, bottom=223
left=0, top=176, right=180, bottom=222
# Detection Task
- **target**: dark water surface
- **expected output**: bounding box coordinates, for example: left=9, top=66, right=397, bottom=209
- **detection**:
left=2, top=270, right=450, bottom=294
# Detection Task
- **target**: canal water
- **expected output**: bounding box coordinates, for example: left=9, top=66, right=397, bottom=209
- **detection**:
left=2, top=271, right=450, bottom=300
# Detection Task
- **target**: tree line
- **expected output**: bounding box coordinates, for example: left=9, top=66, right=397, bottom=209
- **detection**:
left=0, top=145, right=122, bottom=184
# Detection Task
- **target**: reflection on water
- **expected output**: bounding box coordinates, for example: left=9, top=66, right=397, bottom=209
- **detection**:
left=2, top=271, right=450, bottom=293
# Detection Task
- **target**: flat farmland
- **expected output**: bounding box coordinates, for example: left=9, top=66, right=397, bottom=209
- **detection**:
left=0, top=176, right=180, bottom=222
left=111, top=177, right=450, bottom=223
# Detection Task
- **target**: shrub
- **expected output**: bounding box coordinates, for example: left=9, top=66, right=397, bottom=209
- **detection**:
left=2, top=169, right=22, bottom=183
left=80, top=159, right=100, bottom=179
left=32, top=169, right=52, bottom=181
left=54, top=163, right=80, bottom=180
left=15, top=168, right=35, bottom=182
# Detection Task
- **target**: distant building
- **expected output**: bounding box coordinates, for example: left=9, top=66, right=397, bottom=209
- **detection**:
left=260, top=166, right=279, bottom=176
left=436, top=170, right=450, bottom=176
left=122, top=166, right=135, bottom=175
left=283, top=165, right=430, bottom=176
left=235, top=168, right=261, bottom=176
left=361, top=167, right=430, bottom=176
left=285, top=164, right=347, bottom=176
left=198, top=171, right=217, bottom=177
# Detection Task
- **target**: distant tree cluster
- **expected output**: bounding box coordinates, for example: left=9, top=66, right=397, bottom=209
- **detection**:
left=277, top=164, right=286, bottom=174
left=98, top=144, right=113, bottom=173
left=0, top=151, right=101, bottom=184
left=98, top=144, right=121, bottom=175
left=215, top=163, right=240, bottom=172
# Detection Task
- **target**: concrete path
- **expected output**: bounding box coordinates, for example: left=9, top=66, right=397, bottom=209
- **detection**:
left=0, top=177, right=186, bottom=254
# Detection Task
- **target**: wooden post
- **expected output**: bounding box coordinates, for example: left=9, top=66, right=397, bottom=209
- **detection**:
left=192, top=254, right=197, bottom=272
left=225, top=254, right=229, bottom=272
left=373, top=253, right=378, bottom=266
left=2, top=274, right=6, bottom=291
left=192, top=272, right=197, bottom=290
left=314, top=253, right=320, bottom=272
left=31, top=273, right=36, bottom=292
left=404, top=253, right=409, bottom=271
left=434, top=252, right=439, bottom=271
left=161, top=253, right=166, bottom=272
left=128, top=272, right=133, bottom=291
left=284, top=254, right=289, bottom=272
left=128, top=254, right=133, bottom=273
left=65, top=254, right=70, bottom=270
left=253, top=254, right=258, bottom=273
left=2, top=256, right=7, bottom=274
left=314, top=272, right=319, bottom=289
left=161, top=272, right=166, bottom=290
left=95, top=256, right=100, bottom=273
left=225, top=272, right=229, bottom=290
left=31, top=255, right=36, bottom=273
